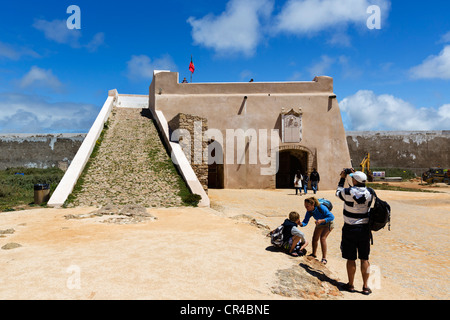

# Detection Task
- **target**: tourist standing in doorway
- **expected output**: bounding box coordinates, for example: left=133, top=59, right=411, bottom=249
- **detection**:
left=310, top=168, right=320, bottom=194
left=336, top=170, right=374, bottom=295
left=294, top=170, right=303, bottom=195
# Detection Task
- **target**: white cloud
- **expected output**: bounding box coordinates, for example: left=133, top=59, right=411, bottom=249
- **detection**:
left=187, top=0, right=274, bottom=56
left=19, top=66, right=63, bottom=92
left=438, top=104, right=450, bottom=118
left=307, top=55, right=335, bottom=77
left=288, top=71, right=303, bottom=81
left=85, top=32, right=105, bottom=52
left=273, top=0, right=390, bottom=35
left=340, top=90, right=450, bottom=131
left=327, top=31, right=352, bottom=47
left=0, top=42, right=40, bottom=60
left=126, top=54, right=178, bottom=80
left=0, top=93, right=99, bottom=133
left=33, top=19, right=82, bottom=48
left=338, top=55, right=363, bottom=79
left=239, top=70, right=254, bottom=81
left=410, top=45, right=450, bottom=80
left=187, top=0, right=390, bottom=56
left=33, top=19, right=104, bottom=51
left=438, top=31, right=450, bottom=44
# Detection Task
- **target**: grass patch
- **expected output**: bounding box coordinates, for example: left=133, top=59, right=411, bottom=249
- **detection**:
left=148, top=145, right=201, bottom=207
left=367, top=183, right=440, bottom=193
left=0, top=167, right=65, bottom=212
left=371, top=168, right=416, bottom=180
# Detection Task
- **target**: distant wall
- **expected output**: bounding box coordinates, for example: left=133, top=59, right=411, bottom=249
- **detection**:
left=2, top=130, right=449, bottom=179
left=0, top=134, right=86, bottom=170
left=346, top=131, right=450, bottom=175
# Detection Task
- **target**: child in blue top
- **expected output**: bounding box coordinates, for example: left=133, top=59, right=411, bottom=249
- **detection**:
left=301, top=197, right=335, bottom=264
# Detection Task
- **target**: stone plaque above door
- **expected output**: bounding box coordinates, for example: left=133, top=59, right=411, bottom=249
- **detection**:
left=281, top=108, right=303, bottom=143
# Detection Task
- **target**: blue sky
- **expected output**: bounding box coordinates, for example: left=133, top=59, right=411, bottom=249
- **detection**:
left=0, top=0, right=449, bottom=133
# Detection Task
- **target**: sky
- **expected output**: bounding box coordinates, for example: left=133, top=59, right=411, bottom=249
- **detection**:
left=0, top=0, right=449, bottom=133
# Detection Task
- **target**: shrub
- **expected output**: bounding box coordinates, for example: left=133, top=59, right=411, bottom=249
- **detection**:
left=182, top=193, right=202, bottom=207
left=0, top=167, right=64, bottom=211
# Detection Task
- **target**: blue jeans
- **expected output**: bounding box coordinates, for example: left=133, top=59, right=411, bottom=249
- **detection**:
left=303, top=184, right=307, bottom=194
left=311, top=181, right=318, bottom=194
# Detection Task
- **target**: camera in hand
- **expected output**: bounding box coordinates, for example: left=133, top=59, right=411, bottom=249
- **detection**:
left=343, top=168, right=353, bottom=175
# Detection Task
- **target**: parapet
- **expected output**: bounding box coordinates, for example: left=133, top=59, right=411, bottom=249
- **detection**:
left=149, top=71, right=334, bottom=97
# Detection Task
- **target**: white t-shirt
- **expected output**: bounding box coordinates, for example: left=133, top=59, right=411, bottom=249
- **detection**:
left=291, top=226, right=306, bottom=244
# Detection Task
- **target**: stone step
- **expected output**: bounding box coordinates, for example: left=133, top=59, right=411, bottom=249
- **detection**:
left=71, top=107, right=184, bottom=208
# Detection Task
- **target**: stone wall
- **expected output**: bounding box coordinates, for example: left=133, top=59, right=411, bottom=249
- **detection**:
left=346, top=131, right=450, bottom=175
left=168, top=113, right=209, bottom=192
left=0, top=134, right=86, bottom=171
left=2, top=130, right=449, bottom=183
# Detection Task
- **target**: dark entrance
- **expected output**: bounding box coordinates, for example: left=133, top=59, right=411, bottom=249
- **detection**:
left=208, top=140, right=224, bottom=189
left=276, top=150, right=308, bottom=189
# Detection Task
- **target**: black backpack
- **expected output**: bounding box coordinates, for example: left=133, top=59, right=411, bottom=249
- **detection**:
left=270, top=225, right=285, bottom=248
left=368, top=188, right=391, bottom=232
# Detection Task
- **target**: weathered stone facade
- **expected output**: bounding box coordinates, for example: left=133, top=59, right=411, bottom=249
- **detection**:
left=2, top=130, right=449, bottom=185
left=0, top=134, right=85, bottom=171
left=346, top=131, right=450, bottom=175
left=168, top=113, right=209, bottom=192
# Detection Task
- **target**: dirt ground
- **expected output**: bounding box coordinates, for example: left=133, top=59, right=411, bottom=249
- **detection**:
left=0, top=180, right=448, bottom=300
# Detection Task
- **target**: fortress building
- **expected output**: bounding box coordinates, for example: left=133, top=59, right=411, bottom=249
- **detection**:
left=149, top=71, right=351, bottom=191
left=46, top=71, right=352, bottom=207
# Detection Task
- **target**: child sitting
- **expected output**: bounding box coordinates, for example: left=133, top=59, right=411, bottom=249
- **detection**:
left=272, top=211, right=309, bottom=257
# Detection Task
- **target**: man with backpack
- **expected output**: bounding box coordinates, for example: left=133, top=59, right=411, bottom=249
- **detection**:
left=336, top=169, right=374, bottom=295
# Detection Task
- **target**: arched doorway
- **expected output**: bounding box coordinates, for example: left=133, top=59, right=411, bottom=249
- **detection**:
left=276, top=146, right=313, bottom=189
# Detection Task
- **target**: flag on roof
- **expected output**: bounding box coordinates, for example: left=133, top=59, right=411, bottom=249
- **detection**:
left=189, top=55, right=195, bottom=74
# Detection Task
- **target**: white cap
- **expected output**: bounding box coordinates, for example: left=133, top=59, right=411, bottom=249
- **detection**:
left=350, top=171, right=367, bottom=183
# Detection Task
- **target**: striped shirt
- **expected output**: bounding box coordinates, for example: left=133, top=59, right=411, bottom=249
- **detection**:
left=336, top=178, right=373, bottom=225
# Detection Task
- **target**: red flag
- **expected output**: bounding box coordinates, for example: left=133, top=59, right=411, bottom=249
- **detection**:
left=189, top=55, right=195, bottom=73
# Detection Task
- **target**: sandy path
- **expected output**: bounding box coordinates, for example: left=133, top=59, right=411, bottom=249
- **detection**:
left=0, top=185, right=448, bottom=300
left=0, top=207, right=288, bottom=300
left=208, top=187, right=450, bottom=300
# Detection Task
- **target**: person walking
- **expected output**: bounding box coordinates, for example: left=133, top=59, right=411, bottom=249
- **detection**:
left=310, top=168, right=320, bottom=194
left=294, top=170, right=303, bottom=195
left=302, top=173, right=309, bottom=195
left=335, top=169, right=374, bottom=295
left=301, top=197, right=335, bottom=264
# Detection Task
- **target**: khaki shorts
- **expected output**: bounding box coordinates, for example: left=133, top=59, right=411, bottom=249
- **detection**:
left=316, top=221, right=335, bottom=231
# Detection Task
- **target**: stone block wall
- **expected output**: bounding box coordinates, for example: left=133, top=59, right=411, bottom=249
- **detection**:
left=0, top=134, right=86, bottom=171
left=346, top=131, right=450, bottom=175
left=168, top=113, right=209, bottom=192
left=3, top=130, right=449, bottom=185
